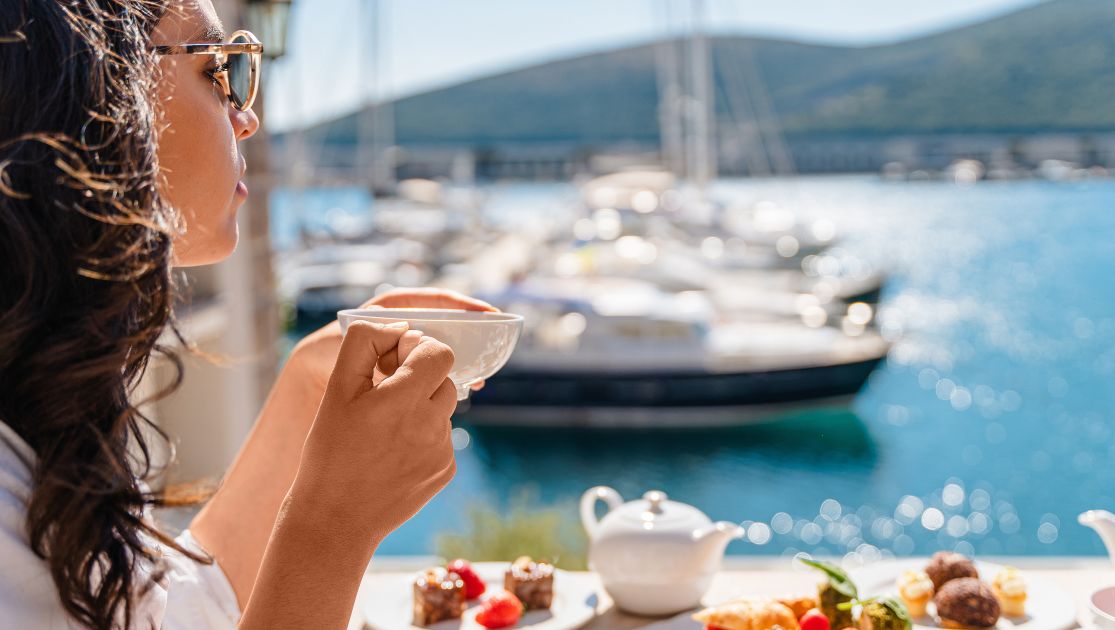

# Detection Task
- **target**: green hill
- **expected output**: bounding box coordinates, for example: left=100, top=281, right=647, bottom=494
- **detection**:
left=305, top=0, right=1115, bottom=148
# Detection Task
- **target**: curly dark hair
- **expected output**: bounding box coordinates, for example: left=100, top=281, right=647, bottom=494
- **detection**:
left=0, top=0, right=209, bottom=627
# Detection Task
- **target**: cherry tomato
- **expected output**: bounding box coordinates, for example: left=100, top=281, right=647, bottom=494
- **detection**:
left=800, top=609, right=831, bottom=630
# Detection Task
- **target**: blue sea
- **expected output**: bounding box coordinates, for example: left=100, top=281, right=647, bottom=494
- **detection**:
left=272, top=176, right=1115, bottom=560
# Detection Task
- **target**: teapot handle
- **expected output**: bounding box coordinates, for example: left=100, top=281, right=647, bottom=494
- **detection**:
left=580, top=486, right=624, bottom=538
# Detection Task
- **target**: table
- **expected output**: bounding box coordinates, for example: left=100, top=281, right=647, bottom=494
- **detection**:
left=351, top=558, right=1113, bottom=630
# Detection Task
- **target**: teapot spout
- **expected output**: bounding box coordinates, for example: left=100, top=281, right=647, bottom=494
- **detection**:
left=1079, top=510, right=1115, bottom=565
left=692, top=521, right=745, bottom=560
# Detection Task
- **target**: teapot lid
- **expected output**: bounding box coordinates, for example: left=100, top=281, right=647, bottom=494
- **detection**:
left=608, top=490, right=712, bottom=532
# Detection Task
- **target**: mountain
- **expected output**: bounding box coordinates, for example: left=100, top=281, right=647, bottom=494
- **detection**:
left=303, top=0, right=1115, bottom=150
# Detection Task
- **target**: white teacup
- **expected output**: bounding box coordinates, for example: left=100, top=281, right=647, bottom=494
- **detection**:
left=337, top=308, right=524, bottom=400
left=1090, top=585, right=1115, bottom=630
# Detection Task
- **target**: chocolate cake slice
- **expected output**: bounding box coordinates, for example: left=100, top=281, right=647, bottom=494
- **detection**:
left=503, top=556, right=554, bottom=610
left=412, top=567, right=466, bottom=626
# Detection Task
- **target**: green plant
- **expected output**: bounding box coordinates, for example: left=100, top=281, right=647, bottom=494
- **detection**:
left=435, top=489, right=588, bottom=570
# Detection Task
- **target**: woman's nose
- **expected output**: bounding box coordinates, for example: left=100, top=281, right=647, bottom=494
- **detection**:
left=231, top=105, right=260, bottom=141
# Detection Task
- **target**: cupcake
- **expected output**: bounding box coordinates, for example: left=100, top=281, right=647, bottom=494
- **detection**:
left=896, top=570, right=934, bottom=617
left=991, top=567, right=1027, bottom=617
left=925, top=552, right=979, bottom=591
left=934, top=578, right=1001, bottom=629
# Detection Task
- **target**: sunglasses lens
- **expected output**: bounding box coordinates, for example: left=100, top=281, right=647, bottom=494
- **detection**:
left=226, top=35, right=253, bottom=108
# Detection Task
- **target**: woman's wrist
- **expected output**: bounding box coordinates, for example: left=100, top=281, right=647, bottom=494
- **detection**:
left=284, top=469, right=388, bottom=548
left=240, top=481, right=380, bottom=629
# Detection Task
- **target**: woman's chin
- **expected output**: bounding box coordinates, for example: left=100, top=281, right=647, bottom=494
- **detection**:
left=172, top=224, right=239, bottom=268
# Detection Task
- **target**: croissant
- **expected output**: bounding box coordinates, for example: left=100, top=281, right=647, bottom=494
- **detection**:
left=693, top=598, right=802, bottom=630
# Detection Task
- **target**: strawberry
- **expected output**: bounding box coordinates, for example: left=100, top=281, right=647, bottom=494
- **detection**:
left=475, top=590, right=523, bottom=629
left=446, top=559, right=486, bottom=599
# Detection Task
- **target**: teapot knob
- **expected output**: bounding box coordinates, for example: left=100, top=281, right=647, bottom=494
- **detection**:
left=643, top=490, right=667, bottom=515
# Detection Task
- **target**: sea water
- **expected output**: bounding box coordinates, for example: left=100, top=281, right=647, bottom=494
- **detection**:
left=273, top=175, right=1115, bottom=558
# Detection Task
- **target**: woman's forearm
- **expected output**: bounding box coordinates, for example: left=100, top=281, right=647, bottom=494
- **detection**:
left=237, top=485, right=379, bottom=629
left=189, top=358, right=323, bottom=609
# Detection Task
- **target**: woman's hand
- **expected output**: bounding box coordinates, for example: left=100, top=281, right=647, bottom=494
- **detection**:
left=195, top=287, right=494, bottom=611
left=241, top=322, right=459, bottom=628
left=287, top=287, right=497, bottom=395
left=290, top=320, right=459, bottom=541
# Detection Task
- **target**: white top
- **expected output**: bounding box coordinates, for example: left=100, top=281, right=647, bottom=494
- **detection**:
left=0, top=421, right=240, bottom=628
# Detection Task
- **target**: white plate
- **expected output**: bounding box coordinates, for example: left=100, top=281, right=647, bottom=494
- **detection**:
left=853, top=559, right=1077, bottom=630
left=361, top=563, right=598, bottom=630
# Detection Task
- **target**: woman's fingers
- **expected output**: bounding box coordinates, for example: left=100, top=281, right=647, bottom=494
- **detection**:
left=384, top=337, right=455, bottom=398
left=376, top=330, right=423, bottom=377
left=430, top=378, right=458, bottom=408
left=331, top=320, right=408, bottom=398
left=373, top=287, right=498, bottom=312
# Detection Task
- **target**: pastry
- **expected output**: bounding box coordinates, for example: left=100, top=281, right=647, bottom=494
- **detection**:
left=925, top=552, right=979, bottom=591
left=896, top=570, right=934, bottom=617
left=991, top=567, right=1027, bottom=617
left=777, top=596, right=819, bottom=619
left=934, top=578, right=1001, bottom=629
left=412, top=567, right=466, bottom=626
left=503, top=555, right=554, bottom=610
left=692, top=597, right=801, bottom=630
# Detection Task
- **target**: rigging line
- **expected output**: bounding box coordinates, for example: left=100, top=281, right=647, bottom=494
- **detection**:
left=713, top=36, right=773, bottom=176
left=653, top=0, right=686, bottom=176
left=718, top=0, right=796, bottom=175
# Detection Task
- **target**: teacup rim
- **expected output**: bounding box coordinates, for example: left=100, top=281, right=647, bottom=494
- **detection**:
left=339, top=307, right=524, bottom=323
left=1090, top=584, right=1115, bottom=620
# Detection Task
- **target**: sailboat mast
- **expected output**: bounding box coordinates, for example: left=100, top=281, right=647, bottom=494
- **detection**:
left=371, top=0, right=396, bottom=193
left=654, top=0, right=685, bottom=177
left=356, top=0, right=375, bottom=187
left=687, top=0, right=716, bottom=191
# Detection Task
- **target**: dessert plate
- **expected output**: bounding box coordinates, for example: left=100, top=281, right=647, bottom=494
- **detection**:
left=853, top=559, right=1076, bottom=630
left=361, top=563, right=598, bottom=630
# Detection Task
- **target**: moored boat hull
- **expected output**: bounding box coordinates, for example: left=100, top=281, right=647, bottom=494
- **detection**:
left=459, top=355, right=884, bottom=428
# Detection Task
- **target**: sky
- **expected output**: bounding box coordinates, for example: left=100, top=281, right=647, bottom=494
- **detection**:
left=264, top=0, right=1047, bottom=132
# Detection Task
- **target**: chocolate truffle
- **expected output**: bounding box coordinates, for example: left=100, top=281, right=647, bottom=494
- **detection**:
left=934, top=578, right=1001, bottom=629
left=925, top=552, right=979, bottom=591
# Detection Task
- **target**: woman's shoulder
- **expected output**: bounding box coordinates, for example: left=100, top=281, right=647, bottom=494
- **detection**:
left=0, top=422, right=82, bottom=627
left=0, top=421, right=238, bottom=627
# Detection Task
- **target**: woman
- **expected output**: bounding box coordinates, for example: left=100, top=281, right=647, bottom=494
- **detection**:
left=0, top=0, right=489, bottom=627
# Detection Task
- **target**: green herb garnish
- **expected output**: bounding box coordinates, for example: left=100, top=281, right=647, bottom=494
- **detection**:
left=837, top=596, right=913, bottom=630
left=878, top=596, right=913, bottom=630
left=797, top=557, right=858, bottom=598
left=837, top=596, right=873, bottom=611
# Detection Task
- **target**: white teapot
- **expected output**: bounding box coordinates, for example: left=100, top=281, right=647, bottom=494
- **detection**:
left=580, top=486, right=744, bottom=616
left=1081, top=510, right=1115, bottom=562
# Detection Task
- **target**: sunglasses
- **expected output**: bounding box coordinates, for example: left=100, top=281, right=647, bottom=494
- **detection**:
left=154, top=30, right=263, bottom=111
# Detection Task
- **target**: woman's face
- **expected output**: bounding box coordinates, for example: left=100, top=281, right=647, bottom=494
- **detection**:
left=152, top=0, right=260, bottom=267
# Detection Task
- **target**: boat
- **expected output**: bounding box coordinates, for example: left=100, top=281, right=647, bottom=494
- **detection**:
left=280, top=179, right=497, bottom=332
left=578, top=168, right=838, bottom=268
left=458, top=282, right=889, bottom=428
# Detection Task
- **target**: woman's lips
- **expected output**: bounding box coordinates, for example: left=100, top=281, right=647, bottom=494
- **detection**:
left=236, top=180, right=248, bottom=197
